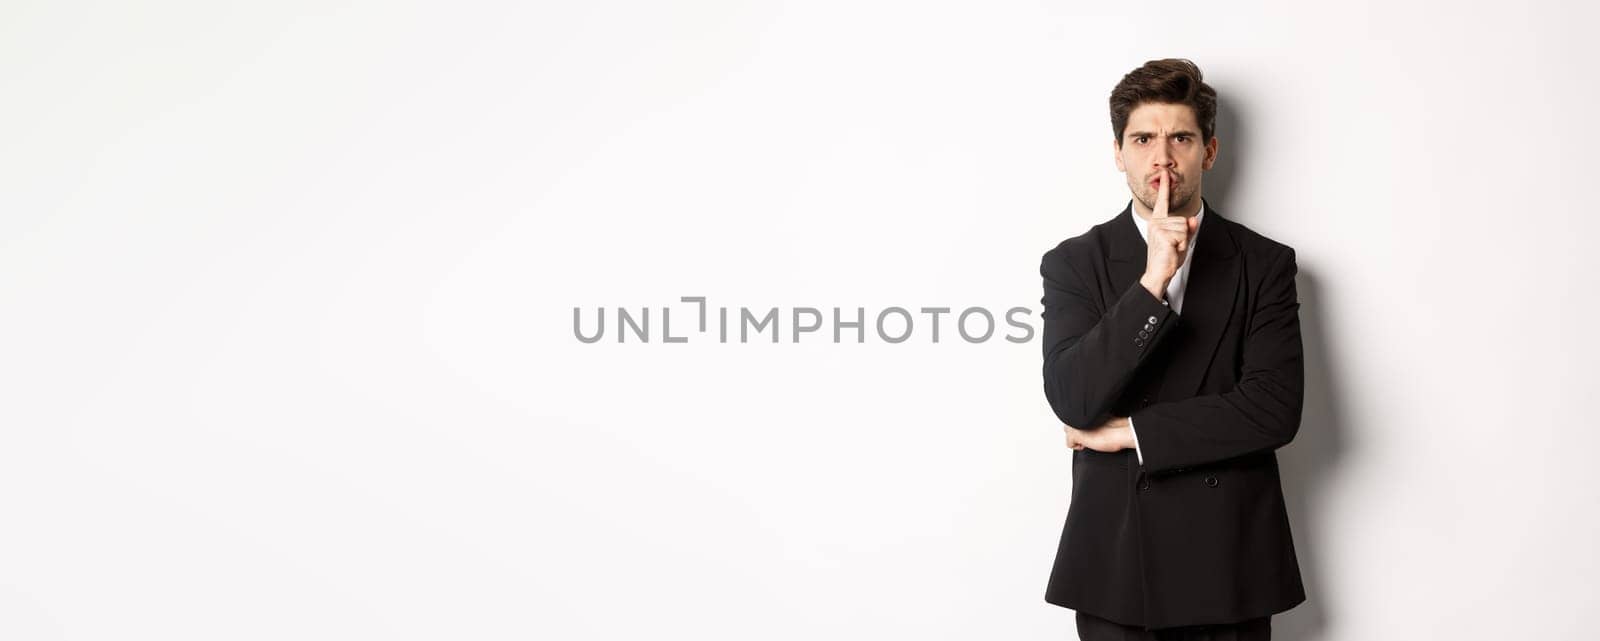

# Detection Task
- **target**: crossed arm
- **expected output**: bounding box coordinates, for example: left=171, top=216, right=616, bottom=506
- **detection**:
left=1041, top=245, right=1304, bottom=474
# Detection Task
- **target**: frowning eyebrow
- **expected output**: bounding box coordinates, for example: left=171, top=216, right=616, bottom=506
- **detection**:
left=1126, top=130, right=1200, bottom=139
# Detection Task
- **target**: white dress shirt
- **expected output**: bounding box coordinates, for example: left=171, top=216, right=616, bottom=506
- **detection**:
left=1125, top=201, right=1204, bottom=465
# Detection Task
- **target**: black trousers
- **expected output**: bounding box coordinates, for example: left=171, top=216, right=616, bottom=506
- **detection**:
left=1075, top=611, right=1271, bottom=641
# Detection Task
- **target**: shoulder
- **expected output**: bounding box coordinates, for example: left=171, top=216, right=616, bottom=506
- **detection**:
left=1040, top=210, right=1124, bottom=273
left=1212, top=214, right=1299, bottom=300
left=1215, top=213, right=1296, bottom=268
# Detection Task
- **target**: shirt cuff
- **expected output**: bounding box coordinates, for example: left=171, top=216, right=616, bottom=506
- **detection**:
left=1128, top=416, right=1144, bottom=466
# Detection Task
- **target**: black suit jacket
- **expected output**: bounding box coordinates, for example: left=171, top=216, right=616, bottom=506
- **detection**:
left=1039, top=199, right=1306, bottom=629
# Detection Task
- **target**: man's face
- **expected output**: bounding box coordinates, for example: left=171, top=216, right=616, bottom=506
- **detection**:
left=1113, top=101, right=1218, bottom=216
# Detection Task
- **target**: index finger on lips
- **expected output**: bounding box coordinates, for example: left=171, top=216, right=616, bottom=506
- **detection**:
left=1154, top=172, right=1170, bottom=217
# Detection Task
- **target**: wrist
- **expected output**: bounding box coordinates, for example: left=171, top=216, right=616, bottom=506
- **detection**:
left=1140, top=274, right=1169, bottom=300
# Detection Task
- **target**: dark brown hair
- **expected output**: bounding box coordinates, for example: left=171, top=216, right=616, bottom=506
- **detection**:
left=1109, top=58, right=1217, bottom=145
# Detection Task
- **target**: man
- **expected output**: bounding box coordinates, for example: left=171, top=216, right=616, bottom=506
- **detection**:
left=1038, top=59, right=1306, bottom=641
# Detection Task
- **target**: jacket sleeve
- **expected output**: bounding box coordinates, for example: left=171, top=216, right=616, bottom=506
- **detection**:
left=1129, top=247, right=1304, bottom=474
left=1040, top=244, right=1181, bottom=429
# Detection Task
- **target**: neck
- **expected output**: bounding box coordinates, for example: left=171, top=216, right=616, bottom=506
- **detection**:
left=1132, top=194, right=1204, bottom=221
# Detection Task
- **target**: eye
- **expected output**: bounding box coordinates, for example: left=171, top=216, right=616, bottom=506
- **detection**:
left=1135, top=136, right=1149, bottom=144
left=1175, top=135, right=1190, bottom=143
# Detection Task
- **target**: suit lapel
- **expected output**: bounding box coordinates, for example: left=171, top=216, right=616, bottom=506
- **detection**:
left=1107, top=198, right=1241, bottom=399
left=1107, top=202, right=1147, bottom=296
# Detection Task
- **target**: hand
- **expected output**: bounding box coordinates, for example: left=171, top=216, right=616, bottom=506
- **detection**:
left=1064, top=415, right=1134, bottom=453
left=1141, top=171, right=1201, bottom=298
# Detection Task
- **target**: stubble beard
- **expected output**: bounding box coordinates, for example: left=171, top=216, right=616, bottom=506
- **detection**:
left=1132, top=182, right=1195, bottom=216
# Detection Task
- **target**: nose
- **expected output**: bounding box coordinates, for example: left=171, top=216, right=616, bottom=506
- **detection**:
left=1152, top=141, right=1174, bottom=169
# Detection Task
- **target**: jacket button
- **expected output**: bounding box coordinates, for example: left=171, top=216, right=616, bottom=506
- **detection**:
left=1147, top=315, right=1158, bottom=324
left=1204, top=476, right=1219, bottom=487
left=1137, top=330, right=1148, bottom=339
left=1134, top=338, right=1144, bottom=347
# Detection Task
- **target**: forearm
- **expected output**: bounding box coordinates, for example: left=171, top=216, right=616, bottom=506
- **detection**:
left=1041, top=276, right=1179, bottom=428
left=1129, top=374, right=1302, bottom=473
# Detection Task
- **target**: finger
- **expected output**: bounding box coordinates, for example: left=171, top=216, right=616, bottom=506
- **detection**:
left=1157, top=219, right=1189, bottom=235
left=1188, top=215, right=1200, bottom=238
left=1153, top=171, right=1170, bottom=218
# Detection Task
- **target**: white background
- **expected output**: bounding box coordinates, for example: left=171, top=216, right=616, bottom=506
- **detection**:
left=2, top=1, right=1595, bottom=639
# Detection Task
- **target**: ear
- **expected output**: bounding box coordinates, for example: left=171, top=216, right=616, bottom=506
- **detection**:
left=1202, top=136, right=1219, bottom=171
left=1113, top=137, right=1126, bottom=173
